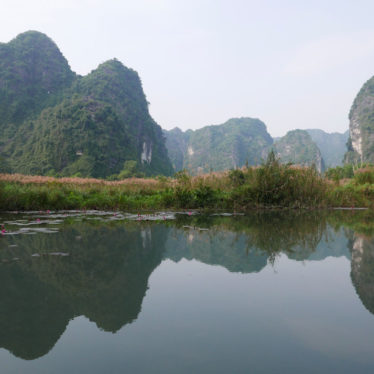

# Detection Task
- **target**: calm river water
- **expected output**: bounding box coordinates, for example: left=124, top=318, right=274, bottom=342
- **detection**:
left=0, top=210, right=374, bottom=373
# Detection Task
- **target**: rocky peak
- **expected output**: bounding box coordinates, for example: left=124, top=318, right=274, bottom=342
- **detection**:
left=345, top=75, right=374, bottom=164
left=274, top=130, right=325, bottom=173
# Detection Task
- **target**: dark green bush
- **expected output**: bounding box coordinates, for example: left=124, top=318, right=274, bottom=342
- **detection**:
left=173, top=187, right=194, bottom=208
left=228, top=169, right=245, bottom=187
left=354, top=170, right=374, bottom=185
left=325, top=164, right=354, bottom=181
left=194, top=185, right=217, bottom=207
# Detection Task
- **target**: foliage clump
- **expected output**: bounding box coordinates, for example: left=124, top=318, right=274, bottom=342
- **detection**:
left=229, top=150, right=326, bottom=208
left=325, top=164, right=354, bottom=182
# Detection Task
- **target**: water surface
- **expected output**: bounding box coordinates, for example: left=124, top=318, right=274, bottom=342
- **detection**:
left=0, top=210, right=374, bottom=373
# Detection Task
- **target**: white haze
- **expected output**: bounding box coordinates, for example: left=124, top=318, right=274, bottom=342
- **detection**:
left=1, top=0, right=374, bottom=136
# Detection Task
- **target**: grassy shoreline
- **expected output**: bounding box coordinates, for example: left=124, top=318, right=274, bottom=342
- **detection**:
left=2, top=157, right=374, bottom=211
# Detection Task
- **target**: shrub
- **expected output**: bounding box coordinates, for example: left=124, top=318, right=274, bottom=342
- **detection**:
left=194, top=184, right=217, bottom=207
left=228, top=169, right=245, bottom=187
left=325, top=164, right=354, bottom=181
left=174, top=187, right=194, bottom=208
left=354, top=169, right=374, bottom=185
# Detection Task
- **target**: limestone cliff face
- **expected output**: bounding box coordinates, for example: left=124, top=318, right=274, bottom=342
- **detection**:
left=345, top=75, right=374, bottom=164
left=164, top=127, right=189, bottom=171
left=314, top=149, right=324, bottom=174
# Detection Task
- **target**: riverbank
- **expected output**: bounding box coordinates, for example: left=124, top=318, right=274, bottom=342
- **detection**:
left=1, top=158, right=374, bottom=211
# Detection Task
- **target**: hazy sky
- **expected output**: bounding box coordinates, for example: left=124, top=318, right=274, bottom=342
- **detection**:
left=1, top=0, right=374, bottom=136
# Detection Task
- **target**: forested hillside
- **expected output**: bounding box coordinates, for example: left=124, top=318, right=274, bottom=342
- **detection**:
left=0, top=31, right=173, bottom=178
left=164, top=118, right=273, bottom=174
left=273, top=130, right=325, bottom=173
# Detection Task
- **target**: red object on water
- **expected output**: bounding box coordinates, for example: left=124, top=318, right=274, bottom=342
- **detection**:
left=188, top=211, right=192, bottom=216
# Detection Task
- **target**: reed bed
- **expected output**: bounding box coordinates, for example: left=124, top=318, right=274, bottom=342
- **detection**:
left=1, top=157, right=374, bottom=211
left=0, top=173, right=161, bottom=188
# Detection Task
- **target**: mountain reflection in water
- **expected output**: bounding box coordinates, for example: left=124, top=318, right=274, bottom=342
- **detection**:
left=0, top=210, right=372, bottom=363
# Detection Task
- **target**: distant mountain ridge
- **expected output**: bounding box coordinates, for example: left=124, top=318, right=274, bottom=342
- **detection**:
left=165, top=119, right=348, bottom=174
left=273, top=130, right=325, bottom=173
left=0, top=31, right=173, bottom=177
left=306, top=129, right=349, bottom=168
left=164, top=117, right=273, bottom=174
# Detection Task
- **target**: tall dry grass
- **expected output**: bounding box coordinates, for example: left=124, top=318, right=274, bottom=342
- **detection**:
left=1, top=157, right=373, bottom=211
left=0, top=173, right=160, bottom=186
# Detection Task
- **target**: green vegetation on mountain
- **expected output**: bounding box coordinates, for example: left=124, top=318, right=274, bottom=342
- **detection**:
left=164, top=118, right=273, bottom=174
left=7, top=98, right=137, bottom=177
left=0, top=31, right=173, bottom=177
left=0, top=31, right=75, bottom=139
left=345, top=74, right=374, bottom=164
left=0, top=30, right=351, bottom=179
left=164, top=119, right=344, bottom=175
left=274, top=129, right=325, bottom=173
left=306, top=129, right=349, bottom=168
